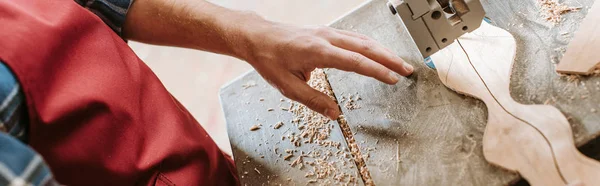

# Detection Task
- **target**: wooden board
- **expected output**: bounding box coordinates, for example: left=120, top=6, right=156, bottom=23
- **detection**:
left=431, top=21, right=600, bottom=185
left=556, top=0, right=600, bottom=75
left=324, top=0, right=600, bottom=185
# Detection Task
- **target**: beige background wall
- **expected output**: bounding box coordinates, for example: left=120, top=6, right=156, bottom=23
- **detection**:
left=129, top=0, right=368, bottom=154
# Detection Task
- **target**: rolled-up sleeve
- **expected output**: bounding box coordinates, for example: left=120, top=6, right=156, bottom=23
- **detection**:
left=75, top=0, right=133, bottom=36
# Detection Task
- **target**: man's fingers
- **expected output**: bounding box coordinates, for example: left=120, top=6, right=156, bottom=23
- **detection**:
left=334, top=29, right=371, bottom=40
left=321, top=47, right=400, bottom=85
left=334, top=29, right=396, bottom=54
left=281, top=74, right=340, bottom=120
left=566, top=181, right=584, bottom=186
left=328, top=32, right=414, bottom=76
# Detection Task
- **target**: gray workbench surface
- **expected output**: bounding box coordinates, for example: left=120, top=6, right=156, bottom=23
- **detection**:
left=220, top=72, right=365, bottom=186
left=220, top=0, right=600, bottom=185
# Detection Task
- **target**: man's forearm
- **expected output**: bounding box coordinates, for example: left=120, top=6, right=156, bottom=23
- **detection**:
left=122, top=0, right=261, bottom=59
left=122, top=0, right=414, bottom=120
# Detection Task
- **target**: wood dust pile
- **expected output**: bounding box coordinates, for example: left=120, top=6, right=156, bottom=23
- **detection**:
left=277, top=69, right=374, bottom=185
left=340, top=93, right=362, bottom=110
left=537, top=0, right=581, bottom=25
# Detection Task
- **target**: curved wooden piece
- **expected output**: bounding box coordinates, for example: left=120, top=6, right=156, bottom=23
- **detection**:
left=430, top=22, right=600, bottom=185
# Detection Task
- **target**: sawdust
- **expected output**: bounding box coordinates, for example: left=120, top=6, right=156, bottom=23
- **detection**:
left=249, top=124, right=261, bottom=131
left=338, top=115, right=374, bottom=185
left=563, top=74, right=581, bottom=84
left=592, top=69, right=600, bottom=76
left=242, top=81, right=257, bottom=89
left=269, top=69, right=371, bottom=185
left=284, top=154, right=294, bottom=161
left=254, top=168, right=261, bottom=174
left=274, top=121, right=284, bottom=129
left=537, top=0, right=581, bottom=25
left=340, top=93, right=362, bottom=110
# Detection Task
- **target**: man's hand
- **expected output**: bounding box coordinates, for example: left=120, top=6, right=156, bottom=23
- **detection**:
left=237, top=22, right=414, bottom=119
left=124, top=0, right=413, bottom=120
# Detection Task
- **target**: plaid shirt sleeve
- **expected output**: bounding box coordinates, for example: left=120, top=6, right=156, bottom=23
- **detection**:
left=0, top=0, right=133, bottom=185
left=0, top=133, right=59, bottom=186
left=0, top=63, right=58, bottom=186
left=75, top=0, right=134, bottom=36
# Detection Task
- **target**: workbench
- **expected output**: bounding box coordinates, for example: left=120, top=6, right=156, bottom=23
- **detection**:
left=219, top=0, right=600, bottom=185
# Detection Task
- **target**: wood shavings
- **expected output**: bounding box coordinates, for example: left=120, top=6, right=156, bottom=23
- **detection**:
left=340, top=93, right=362, bottom=110
left=242, top=81, right=257, bottom=89
left=337, top=115, right=374, bottom=185
left=537, top=0, right=581, bottom=25
left=254, top=168, right=261, bottom=174
left=290, top=156, right=303, bottom=167
left=256, top=69, right=364, bottom=185
left=305, top=171, right=315, bottom=177
left=544, top=97, right=557, bottom=105
left=286, top=69, right=336, bottom=144
left=249, top=124, right=261, bottom=131
left=274, top=121, right=284, bottom=129
left=561, top=74, right=581, bottom=84
left=284, top=154, right=294, bottom=161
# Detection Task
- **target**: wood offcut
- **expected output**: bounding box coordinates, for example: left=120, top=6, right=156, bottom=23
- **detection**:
left=556, top=1, right=600, bottom=75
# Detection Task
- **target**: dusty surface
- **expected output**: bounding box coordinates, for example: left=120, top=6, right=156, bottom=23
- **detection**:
left=220, top=0, right=600, bottom=185
left=324, top=0, right=599, bottom=185
left=221, top=71, right=365, bottom=185
left=537, top=0, right=581, bottom=25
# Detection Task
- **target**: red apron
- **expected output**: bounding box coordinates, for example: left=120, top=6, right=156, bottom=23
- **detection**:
left=0, top=0, right=239, bottom=185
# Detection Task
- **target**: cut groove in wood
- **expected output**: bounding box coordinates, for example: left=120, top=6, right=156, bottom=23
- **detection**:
left=556, top=1, right=600, bottom=75
left=318, top=69, right=374, bottom=185
left=431, top=22, right=600, bottom=185
left=457, top=39, right=567, bottom=183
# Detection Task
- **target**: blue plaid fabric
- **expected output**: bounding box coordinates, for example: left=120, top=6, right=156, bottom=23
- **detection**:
left=0, top=0, right=132, bottom=185
left=0, top=134, right=59, bottom=186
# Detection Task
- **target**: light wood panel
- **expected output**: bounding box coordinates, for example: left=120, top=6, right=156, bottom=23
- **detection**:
left=431, top=22, right=600, bottom=185
left=556, top=1, right=600, bottom=75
